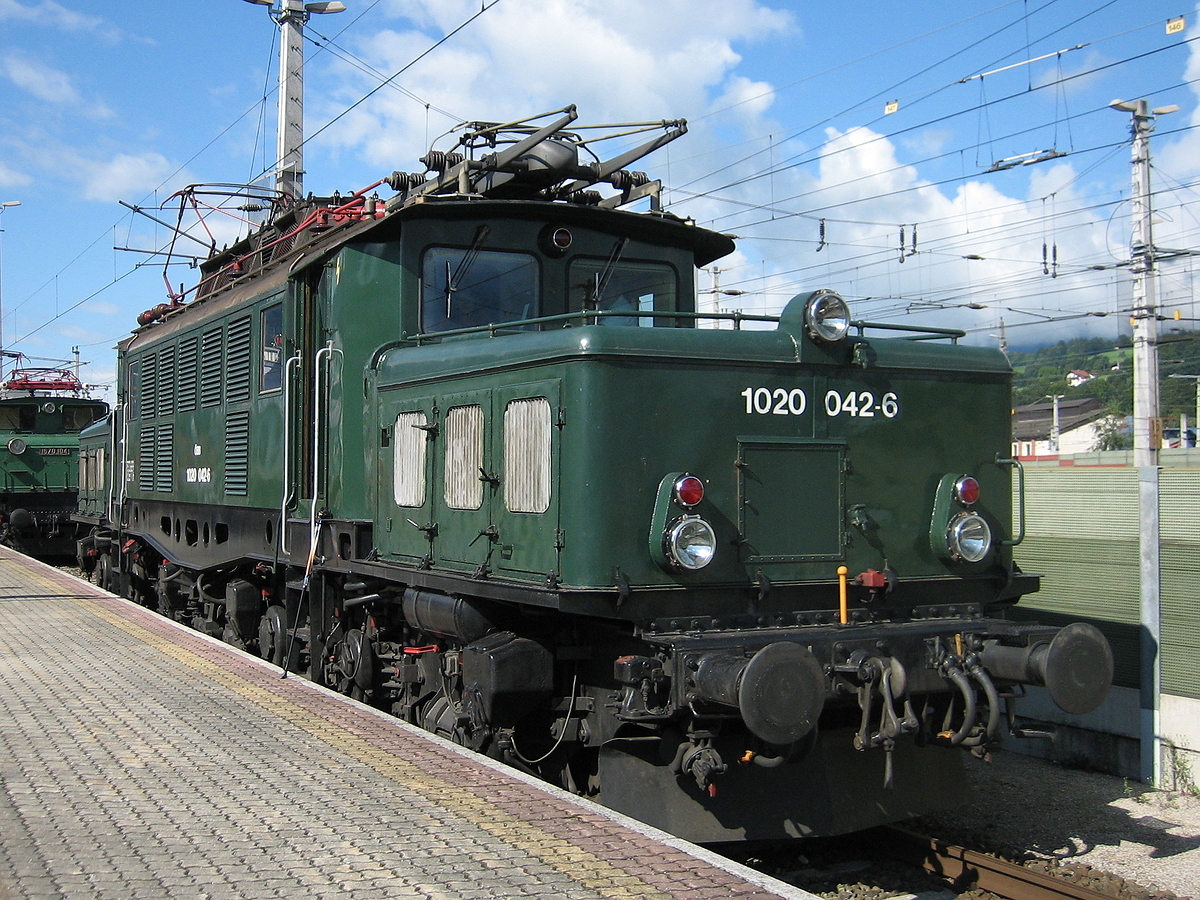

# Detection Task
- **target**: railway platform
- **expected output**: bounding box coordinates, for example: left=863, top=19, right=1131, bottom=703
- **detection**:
left=0, top=548, right=818, bottom=900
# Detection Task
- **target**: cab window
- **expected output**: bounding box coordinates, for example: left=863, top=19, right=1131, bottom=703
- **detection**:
left=261, top=303, right=284, bottom=392
left=0, top=406, right=35, bottom=431
left=568, top=259, right=677, bottom=326
left=421, top=247, right=538, bottom=333
left=63, top=405, right=103, bottom=431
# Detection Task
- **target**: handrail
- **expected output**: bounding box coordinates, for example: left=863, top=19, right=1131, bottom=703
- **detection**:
left=309, top=343, right=340, bottom=553
left=995, top=455, right=1026, bottom=546
left=852, top=320, right=965, bottom=340
left=403, top=309, right=779, bottom=345
left=280, top=353, right=301, bottom=554
left=367, top=308, right=967, bottom=365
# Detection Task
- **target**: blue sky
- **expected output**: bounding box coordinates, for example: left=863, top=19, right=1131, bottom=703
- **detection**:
left=1, top=0, right=1198, bottom=399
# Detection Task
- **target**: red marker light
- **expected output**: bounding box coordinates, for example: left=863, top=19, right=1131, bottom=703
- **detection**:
left=552, top=227, right=572, bottom=250
left=954, top=475, right=981, bottom=506
left=674, top=475, right=705, bottom=508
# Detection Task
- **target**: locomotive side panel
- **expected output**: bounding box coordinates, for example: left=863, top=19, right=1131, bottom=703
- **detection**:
left=120, top=286, right=289, bottom=568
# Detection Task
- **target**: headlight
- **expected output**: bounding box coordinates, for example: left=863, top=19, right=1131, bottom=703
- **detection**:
left=663, top=516, right=716, bottom=570
left=804, top=290, right=851, bottom=342
left=946, top=512, right=992, bottom=563
left=7, top=438, right=27, bottom=455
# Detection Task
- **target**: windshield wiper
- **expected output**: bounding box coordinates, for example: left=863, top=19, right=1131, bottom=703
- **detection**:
left=444, top=224, right=491, bottom=318
left=589, top=236, right=628, bottom=310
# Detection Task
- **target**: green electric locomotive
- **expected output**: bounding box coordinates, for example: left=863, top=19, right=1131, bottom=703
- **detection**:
left=0, top=366, right=107, bottom=556
left=77, top=109, right=1111, bottom=840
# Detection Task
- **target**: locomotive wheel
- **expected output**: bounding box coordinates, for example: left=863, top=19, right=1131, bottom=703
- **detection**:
left=330, top=629, right=374, bottom=700
left=258, top=606, right=298, bottom=669
left=97, top=553, right=114, bottom=593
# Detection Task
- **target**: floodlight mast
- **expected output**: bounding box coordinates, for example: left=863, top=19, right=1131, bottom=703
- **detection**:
left=244, top=0, right=346, bottom=202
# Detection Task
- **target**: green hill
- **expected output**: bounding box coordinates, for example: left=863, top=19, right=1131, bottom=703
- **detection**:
left=1009, top=330, right=1200, bottom=424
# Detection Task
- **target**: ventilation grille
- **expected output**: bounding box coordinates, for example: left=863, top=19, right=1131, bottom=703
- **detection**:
left=141, top=354, right=157, bottom=419
left=200, top=327, right=223, bottom=407
left=155, top=424, right=173, bottom=493
left=224, top=410, right=250, bottom=495
left=393, top=412, right=428, bottom=507
left=445, top=405, right=484, bottom=510
left=226, top=316, right=253, bottom=403
left=157, top=346, right=176, bottom=418
left=177, top=337, right=198, bottom=413
left=138, top=426, right=155, bottom=492
left=504, top=398, right=551, bottom=514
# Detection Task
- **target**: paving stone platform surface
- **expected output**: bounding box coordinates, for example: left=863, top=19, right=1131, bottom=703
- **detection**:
left=0, top=548, right=818, bottom=900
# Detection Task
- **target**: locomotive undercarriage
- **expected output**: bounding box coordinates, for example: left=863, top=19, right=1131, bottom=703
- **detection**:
left=2, top=492, right=84, bottom=557
left=80, top=527, right=1111, bottom=840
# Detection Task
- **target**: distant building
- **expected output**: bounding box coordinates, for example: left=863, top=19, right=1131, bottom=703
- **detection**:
left=1066, top=369, right=1095, bottom=387
left=1012, top=396, right=1114, bottom=457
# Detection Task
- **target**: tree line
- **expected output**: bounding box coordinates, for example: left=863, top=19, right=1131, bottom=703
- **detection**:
left=1010, top=331, right=1200, bottom=424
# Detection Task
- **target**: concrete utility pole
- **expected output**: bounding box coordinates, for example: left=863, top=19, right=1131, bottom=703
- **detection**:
left=1044, top=393, right=1063, bottom=452
left=244, top=0, right=346, bottom=201
left=1110, top=96, right=1178, bottom=788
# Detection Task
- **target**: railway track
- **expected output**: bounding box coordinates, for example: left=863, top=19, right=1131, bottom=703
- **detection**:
left=723, top=824, right=1176, bottom=900
left=880, top=827, right=1157, bottom=900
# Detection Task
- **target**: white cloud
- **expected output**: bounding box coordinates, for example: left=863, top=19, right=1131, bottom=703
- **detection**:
left=0, top=161, right=31, bottom=189
left=2, top=51, right=81, bottom=105
left=0, top=50, right=113, bottom=118
left=1155, top=4, right=1200, bottom=183
left=703, top=119, right=1117, bottom=344
left=318, top=0, right=793, bottom=167
left=711, top=76, right=776, bottom=126
left=80, top=152, right=176, bottom=202
left=0, top=0, right=123, bottom=42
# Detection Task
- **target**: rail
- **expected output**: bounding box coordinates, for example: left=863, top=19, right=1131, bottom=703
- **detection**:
left=882, top=827, right=1122, bottom=900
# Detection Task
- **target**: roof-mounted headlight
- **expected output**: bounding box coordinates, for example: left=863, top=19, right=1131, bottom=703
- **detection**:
left=804, top=290, right=851, bottom=343
left=663, top=515, right=716, bottom=570
left=946, top=512, right=992, bottom=563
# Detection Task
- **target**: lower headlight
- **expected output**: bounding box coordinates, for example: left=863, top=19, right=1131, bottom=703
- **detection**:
left=664, top=516, right=716, bottom=570
left=7, top=438, right=27, bottom=455
left=946, top=512, right=992, bottom=563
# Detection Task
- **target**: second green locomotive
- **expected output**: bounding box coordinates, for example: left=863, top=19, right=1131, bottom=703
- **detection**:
left=77, top=109, right=1111, bottom=841
left=0, top=366, right=106, bottom=556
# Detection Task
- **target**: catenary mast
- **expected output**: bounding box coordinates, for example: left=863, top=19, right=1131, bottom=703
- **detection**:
left=244, top=0, right=346, bottom=201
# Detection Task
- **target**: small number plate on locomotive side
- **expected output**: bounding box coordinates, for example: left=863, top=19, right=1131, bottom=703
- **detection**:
left=39, top=448, right=72, bottom=456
